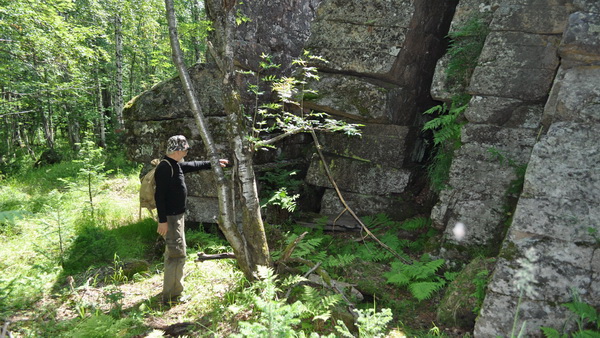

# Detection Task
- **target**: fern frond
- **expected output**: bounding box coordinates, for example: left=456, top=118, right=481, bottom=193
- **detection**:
left=409, top=281, right=445, bottom=301
left=324, top=254, right=357, bottom=268
left=400, top=217, right=432, bottom=231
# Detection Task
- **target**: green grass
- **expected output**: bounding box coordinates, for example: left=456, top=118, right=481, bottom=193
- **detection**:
left=0, top=152, right=454, bottom=337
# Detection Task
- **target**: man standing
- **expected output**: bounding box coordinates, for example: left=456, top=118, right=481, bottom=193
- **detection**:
left=155, top=135, right=228, bottom=303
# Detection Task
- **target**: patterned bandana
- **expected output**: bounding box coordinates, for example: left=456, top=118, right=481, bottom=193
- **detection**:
left=166, top=135, right=190, bottom=153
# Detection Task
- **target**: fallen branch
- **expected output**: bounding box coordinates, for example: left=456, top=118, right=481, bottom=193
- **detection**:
left=1, top=321, right=12, bottom=338
left=279, top=231, right=308, bottom=262
left=196, top=252, right=236, bottom=261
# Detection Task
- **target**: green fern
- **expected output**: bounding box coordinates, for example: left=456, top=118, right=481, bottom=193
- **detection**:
left=323, top=253, right=357, bottom=269
left=360, top=213, right=400, bottom=231
left=409, top=281, right=446, bottom=301
left=446, top=15, right=489, bottom=91
left=299, top=285, right=342, bottom=323
left=400, top=217, right=432, bottom=231
left=541, top=291, right=600, bottom=337
left=384, top=255, right=447, bottom=301
left=422, top=97, right=469, bottom=192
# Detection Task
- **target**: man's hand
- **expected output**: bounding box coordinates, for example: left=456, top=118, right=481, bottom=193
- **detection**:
left=157, top=222, right=168, bottom=237
left=219, top=159, right=230, bottom=167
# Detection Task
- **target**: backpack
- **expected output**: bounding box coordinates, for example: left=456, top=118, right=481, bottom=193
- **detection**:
left=139, top=159, right=173, bottom=218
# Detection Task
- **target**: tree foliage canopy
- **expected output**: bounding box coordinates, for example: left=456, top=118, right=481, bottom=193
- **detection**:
left=0, top=0, right=207, bottom=173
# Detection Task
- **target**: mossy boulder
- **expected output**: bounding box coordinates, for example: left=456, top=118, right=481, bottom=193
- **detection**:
left=436, top=256, right=495, bottom=330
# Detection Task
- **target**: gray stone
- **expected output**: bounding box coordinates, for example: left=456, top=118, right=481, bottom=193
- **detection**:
left=448, top=0, right=496, bottom=33
left=465, top=96, right=543, bottom=129
left=477, top=32, right=561, bottom=70
left=490, top=4, right=571, bottom=34
left=319, top=189, right=408, bottom=218
left=305, top=156, right=411, bottom=195
left=440, top=198, right=506, bottom=246
left=474, top=292, right=573, bottom=337
left=186, top=196, right=222, bottom=224
left=186, top=171, right=218, bottom=198
left=574, top=0, right=600, bottom=13
left=469, top=67, right=557, bottom=102
left=559, top=12, right=600, bottom=64
left=460, top=124, right=540, bottom=162
left=469, top=32, right=561, bottom=101
left=125, top=117, right=230, bottom=163
left=124, top=65, right=223, bottom=122
left=317, top=124, right=413, bottom=169
left=306, top=0, right=414, bottom=73
left=522, top=122, right=600, bottom=203
left=430, top=54, right=453, bottom=102
left=475, top=105, right=600, bottom=335
left=446, top=159, right=517, bottom=199
left=511, top=197, right=600, bottom=244
left=309, top=74, right=401, bottom=122
left=544, top=67, right=600, bottom=125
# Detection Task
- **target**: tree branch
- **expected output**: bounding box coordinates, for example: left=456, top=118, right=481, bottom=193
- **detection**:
left=253, top=128, right=304, bottom=149
left=196, top=252, right=236, bottom=261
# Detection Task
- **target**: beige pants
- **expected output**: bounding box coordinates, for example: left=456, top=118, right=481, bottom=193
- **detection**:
left=162, top=213, right=186, bottom=302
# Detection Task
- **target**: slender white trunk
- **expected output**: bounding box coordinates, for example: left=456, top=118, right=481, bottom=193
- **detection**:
left=164, top=0, right=270, bottom=280
left=114, top=12, right=124, bottom=130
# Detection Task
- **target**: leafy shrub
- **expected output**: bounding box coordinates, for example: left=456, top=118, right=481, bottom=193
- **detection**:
left=232, top=266, right=340, bottom=337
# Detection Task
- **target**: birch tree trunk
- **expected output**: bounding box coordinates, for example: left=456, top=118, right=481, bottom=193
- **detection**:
left=96, top=72, right=106, bottom=149
left=216, top=1, right=271, bottom=272
left=114, top=11, right=125, bottom=130
left=164, top=0, right=270, bottom=280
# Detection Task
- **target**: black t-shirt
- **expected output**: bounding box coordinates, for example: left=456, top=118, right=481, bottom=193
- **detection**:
left=154, top=156, right=211, bottom=223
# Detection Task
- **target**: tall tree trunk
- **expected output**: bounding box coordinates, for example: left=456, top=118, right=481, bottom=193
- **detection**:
left=114, top=12, right=125, bottom=131
left=97, top=69, right=107, bottom=148
left=217, top=1, right=271, bottom=272
left=40, top=100, right=55, bottom=150
left=64, top=102, right=81, bottom=152
left=165, top=0, right=270, bottom=280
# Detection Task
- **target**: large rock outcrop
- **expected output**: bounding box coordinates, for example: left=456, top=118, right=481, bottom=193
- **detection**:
left=431, top=0, right=599, bottom=335
left=473, top=5, right=600, bottom=336
left=123, top=0, right=600, bottom=336
left=125, top=0, right=457, bottom=223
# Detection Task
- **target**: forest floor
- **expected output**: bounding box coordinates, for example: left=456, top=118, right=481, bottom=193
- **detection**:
left=1, top=167, right=474, bottom=337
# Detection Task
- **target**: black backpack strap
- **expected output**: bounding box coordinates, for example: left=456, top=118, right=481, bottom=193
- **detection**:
left=160, top=159, right=173, bottom=177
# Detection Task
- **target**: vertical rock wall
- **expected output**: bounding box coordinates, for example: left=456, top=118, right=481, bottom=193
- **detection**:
left=304, top=0, right=456, bottom=220
left=124, top=0, right=457, bottom=224
left=431, top=0, right=599, bottom=335
left=431, top=0, right=569, bottom=254
left=473, top=3, right=600, bottom=335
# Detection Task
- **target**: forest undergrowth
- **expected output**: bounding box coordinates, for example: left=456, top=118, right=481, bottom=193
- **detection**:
left=0, top=151, right=464, bottom=337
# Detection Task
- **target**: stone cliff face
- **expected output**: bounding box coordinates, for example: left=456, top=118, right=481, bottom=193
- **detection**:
left=123, top=0, right=599, bottom=335
left=470, top=2, right=600, bottom=335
